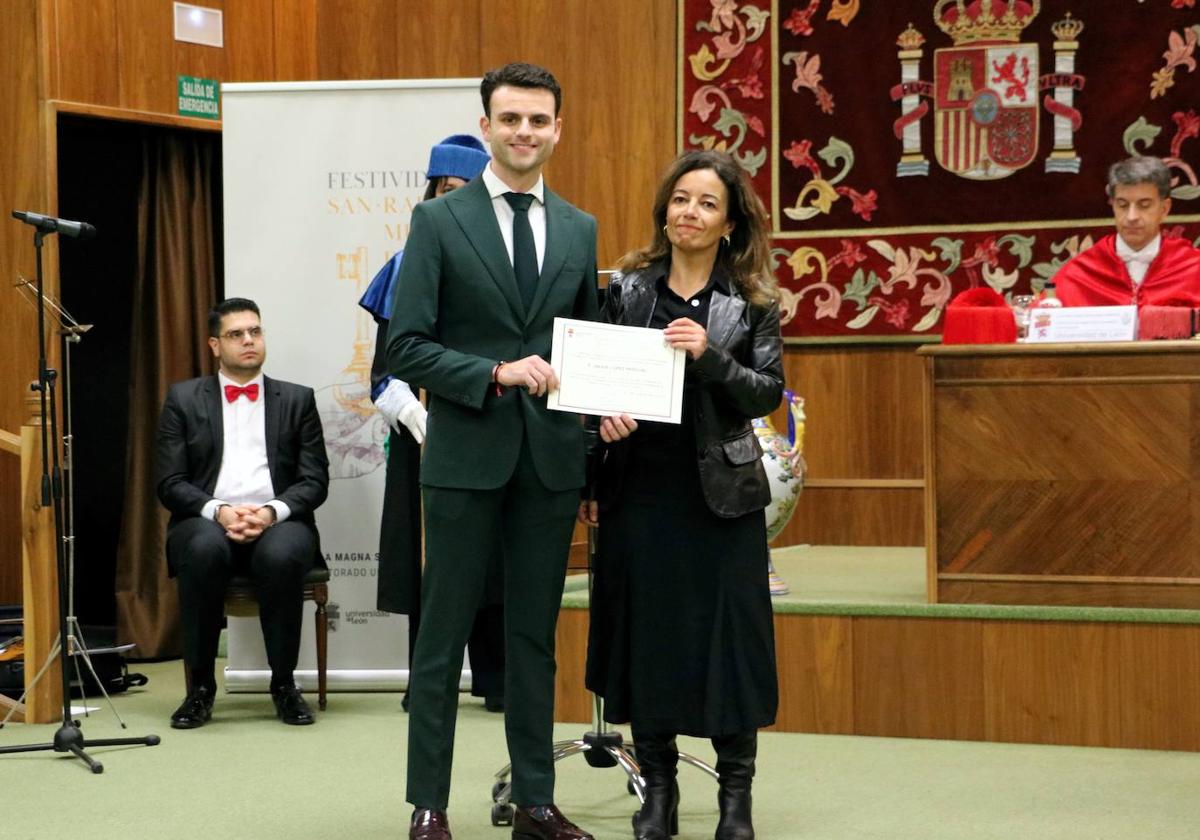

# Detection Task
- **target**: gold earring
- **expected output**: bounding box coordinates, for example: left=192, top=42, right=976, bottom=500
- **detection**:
left=663, top=224, right=669, bottom=233
left=722, top=233, right=731, bottom=246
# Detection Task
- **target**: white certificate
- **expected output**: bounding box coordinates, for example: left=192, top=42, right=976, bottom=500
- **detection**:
left=547, top=317, right=685, bottom=423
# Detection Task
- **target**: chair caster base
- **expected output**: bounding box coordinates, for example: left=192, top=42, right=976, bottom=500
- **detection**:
left=491, top=801, right=514, bottom=826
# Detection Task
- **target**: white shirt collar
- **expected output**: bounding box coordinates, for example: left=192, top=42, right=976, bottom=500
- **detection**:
left=1116, top=233, right=1161, bottom=264
left=482, top=163, right=545, bottom=205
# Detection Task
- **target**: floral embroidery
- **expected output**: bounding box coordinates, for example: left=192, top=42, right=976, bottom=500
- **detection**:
left=782, top=0, right=820, bottom=36
left=1150, top=26, right=1200, bottom=99
left=826, top=0, right=861, bottom=25
left=1123, top=110, right=1200, bottom=200
left=782, top=137, right=873, bottom=221
left=782, top=50, right=835, bottom=114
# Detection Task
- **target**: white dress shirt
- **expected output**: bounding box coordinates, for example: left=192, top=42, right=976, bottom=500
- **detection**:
left=1116, top=233, right=1161, bottom=286
left=200, top=372, right=291, bottom=524
left=482, top=164, right=547, bottom=273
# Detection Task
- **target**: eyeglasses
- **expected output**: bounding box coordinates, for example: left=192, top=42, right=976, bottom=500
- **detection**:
left=220, top=326, right=264, bottom=341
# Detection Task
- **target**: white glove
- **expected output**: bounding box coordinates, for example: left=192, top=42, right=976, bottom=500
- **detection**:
left=397, top=400, right=427, bottom=444
left=374, top=379, right=425, bottom=442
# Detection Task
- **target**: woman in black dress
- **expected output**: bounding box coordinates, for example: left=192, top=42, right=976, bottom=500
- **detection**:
left=582, top=149, right=783, bottom=840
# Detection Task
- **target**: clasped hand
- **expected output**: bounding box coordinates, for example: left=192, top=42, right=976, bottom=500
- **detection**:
left=216, top=504, right=275, bottom=543
left=663, top=317, right=707, bottom=360
left=496, top=355, right=559, bottom=397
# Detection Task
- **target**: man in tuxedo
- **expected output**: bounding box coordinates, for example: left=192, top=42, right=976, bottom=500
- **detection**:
left=388, top=63, right=599, bottom=840
left=157, top=297, right=329, bottom=729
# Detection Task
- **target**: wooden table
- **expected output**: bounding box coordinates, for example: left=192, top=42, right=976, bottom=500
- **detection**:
left=921, top=341, right=1200, bottom=608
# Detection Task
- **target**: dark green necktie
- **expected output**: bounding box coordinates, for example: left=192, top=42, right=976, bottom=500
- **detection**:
left=503, top=191, right=537, bottom=311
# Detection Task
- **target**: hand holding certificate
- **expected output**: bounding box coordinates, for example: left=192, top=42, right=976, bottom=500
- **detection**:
left=546, top=317, right=685, bottom=423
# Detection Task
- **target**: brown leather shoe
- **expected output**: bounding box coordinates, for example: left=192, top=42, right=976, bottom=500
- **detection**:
left=512, top=804, right=594, bottom=840
left=409, top=808, right=450, bottom=840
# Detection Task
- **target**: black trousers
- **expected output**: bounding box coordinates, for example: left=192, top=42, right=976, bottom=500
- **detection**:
left=169, top=517, right=316, bottom=690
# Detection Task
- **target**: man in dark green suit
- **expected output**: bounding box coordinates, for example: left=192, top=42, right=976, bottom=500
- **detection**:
left=387, top=63, right=599, bottom=840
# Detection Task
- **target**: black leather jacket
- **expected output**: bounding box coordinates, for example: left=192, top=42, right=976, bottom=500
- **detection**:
left=594, top=264, right=784, bottom=518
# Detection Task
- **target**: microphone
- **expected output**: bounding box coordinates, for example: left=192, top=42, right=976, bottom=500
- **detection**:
left=11, top=210, right=97, bottom=239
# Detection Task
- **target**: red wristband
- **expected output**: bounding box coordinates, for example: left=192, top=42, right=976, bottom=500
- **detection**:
left=492, top=362, right=507, bottom=397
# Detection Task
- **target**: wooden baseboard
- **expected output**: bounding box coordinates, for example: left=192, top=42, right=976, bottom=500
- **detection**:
left=937, top=577, right=1200, bottom=609
left=556, top=607, right=1200, bottom=751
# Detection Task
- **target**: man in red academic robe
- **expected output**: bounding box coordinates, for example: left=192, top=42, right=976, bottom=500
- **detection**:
left=1055, top=156, right=1200, bottom=307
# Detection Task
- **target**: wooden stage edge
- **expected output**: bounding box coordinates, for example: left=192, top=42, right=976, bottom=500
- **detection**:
left=554, top=583, right=1200, bottom=754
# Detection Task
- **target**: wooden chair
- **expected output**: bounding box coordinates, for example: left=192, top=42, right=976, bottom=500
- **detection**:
left=183, top=565, right=331, bottom=710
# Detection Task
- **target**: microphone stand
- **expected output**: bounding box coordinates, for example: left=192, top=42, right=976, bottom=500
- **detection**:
left=0, top=220, right=159, bottom=773
left=0, top=278, right=138, bottom=731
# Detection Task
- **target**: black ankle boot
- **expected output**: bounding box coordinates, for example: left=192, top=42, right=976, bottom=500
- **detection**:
left=632, top=732, right=680, bottom=839
left=712, top=730, right=757, bottom=840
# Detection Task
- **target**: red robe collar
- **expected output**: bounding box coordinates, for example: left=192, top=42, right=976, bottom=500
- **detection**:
left=1055, top=233, right=1200, bottom=307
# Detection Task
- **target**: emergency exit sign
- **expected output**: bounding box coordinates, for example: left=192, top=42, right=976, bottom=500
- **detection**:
left=178, top=75, right=220, bottom=120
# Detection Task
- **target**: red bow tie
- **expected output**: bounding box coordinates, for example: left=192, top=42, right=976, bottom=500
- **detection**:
left=224, top=383, right=260, bottom=403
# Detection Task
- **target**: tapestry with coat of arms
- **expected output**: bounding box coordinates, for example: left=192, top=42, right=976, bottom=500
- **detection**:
left=680, top=0, right=1200, bottom=341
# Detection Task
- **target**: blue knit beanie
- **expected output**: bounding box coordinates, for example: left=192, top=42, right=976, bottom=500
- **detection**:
left=427, top=134, right=489, bottom=180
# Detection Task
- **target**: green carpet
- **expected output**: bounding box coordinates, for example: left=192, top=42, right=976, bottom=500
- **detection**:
left=3, top=660, right=1200, bottom=839
left=564, top=545, right=1200, bottom=624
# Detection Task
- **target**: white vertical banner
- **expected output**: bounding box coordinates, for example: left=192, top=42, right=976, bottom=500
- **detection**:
left=220, top=79, right=481, bottom=692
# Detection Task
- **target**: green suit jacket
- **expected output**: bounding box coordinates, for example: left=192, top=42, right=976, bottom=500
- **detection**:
left=386, top=177, right=599, bottom=492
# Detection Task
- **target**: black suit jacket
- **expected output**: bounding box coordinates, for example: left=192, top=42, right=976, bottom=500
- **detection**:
left=155, top=374, right=330, bottom=574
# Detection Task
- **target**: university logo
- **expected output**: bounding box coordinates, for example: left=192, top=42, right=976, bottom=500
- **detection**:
left=890, top=1, right=1086, bottom=180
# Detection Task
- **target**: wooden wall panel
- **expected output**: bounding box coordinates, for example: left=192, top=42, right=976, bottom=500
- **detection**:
left=224, top=0, right=275, bottom=83
left=767, top=346, right=927, bottom=546
left=982, top=621, right=1200, bottom=751
left=0, top=0, right=52, bottom=606
left=394, top=0, right=481, bottom=80
left=774, top=346, right=925, bottom=480
left=115, top=0, right=176, bottom=114
left=853, top=617, right=985, bottom=740
left=777, top=486, right=923, bottom=547
left=314, top=0, right=397, bottom=81
left=769, top=615, right=853, bottom=734
left=272, top=0, right=317, bottom=81
left=555, top=608, right=1200, bottom=751
left=50, top=0, right=119, bottom=105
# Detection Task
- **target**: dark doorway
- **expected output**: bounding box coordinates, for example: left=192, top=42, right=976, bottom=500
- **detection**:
left=56, top=114, right=223, bottom=631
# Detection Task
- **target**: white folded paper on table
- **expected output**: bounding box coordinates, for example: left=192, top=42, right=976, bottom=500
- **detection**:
left=1025, top=305, right=1137, bottom=343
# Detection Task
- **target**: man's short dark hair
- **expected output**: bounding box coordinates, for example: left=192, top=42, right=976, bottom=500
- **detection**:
left=1106, top=156, right=1172, bottom=200
left=208, top=297, right=260, bottom=337
left=480, top=63, right=561, bottom=117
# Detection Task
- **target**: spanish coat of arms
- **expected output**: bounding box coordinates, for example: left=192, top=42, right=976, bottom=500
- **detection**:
left=891, top=0, right=1086, bottom=180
